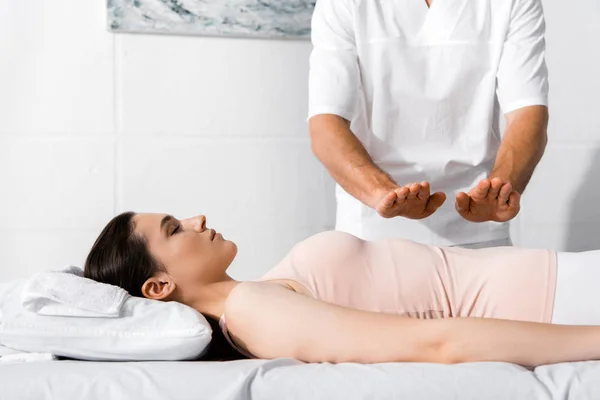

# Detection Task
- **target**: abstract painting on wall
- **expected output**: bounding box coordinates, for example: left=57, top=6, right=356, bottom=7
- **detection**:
left=108, top=0, right=315, bottom=39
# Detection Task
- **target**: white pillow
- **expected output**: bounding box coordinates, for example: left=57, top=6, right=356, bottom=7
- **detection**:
left=0, top=279, right=212, bottom=361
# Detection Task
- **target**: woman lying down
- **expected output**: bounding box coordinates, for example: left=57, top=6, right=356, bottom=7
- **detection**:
left=85, top=212, right=600, bottom=367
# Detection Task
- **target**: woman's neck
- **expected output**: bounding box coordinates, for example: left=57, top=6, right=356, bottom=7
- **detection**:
left=185, top=277, right=240, bottom=320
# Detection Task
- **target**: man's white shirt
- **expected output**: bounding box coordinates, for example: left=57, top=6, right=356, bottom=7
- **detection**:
left=308, top=0, right=549, bottom=245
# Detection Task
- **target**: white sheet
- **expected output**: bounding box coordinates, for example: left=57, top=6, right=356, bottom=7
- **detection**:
left=2, top=359, right=600, bottom=400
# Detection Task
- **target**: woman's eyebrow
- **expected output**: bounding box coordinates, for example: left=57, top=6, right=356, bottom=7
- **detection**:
left=160, top=215, right=175, bottom=237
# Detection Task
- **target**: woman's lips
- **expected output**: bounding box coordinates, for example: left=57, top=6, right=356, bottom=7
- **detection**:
left=209, top=229, right=216, bottom=240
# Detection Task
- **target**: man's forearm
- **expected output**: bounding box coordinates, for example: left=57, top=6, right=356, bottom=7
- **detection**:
left=309, top=114, right=397, bottom=208
left=490, top=106, right=549, bottom=193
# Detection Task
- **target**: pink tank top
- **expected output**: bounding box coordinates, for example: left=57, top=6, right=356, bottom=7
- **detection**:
left=221, top=231, right=557, bottom=357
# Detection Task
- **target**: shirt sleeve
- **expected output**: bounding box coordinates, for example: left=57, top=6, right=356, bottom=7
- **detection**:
left=308, top=0, right=360, bottom=121
left=496, top=0, right=549, bottom=114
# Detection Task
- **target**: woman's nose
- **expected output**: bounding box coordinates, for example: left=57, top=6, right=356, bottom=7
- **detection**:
left=183, top=215, right=206, bottom=232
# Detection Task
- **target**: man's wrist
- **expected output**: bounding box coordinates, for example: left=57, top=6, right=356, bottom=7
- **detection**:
left=489, top=171, right=520, bottom=192
left=366, top=176, right=398, bottom=209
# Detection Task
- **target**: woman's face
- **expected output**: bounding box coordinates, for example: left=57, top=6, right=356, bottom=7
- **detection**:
left=133, top=213, right=237, bottom=289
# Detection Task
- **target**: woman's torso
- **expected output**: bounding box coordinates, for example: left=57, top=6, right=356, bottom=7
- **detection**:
left=259, top=231, right=557, bottom=323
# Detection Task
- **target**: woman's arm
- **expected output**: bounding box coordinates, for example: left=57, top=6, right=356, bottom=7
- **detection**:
left=224, top=282, right=600, bottom=367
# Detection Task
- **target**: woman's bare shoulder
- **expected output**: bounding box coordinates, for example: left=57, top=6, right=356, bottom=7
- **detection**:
left=222, top=281, right=310, bottom=359
left=224, top=282, right=293, bottom=322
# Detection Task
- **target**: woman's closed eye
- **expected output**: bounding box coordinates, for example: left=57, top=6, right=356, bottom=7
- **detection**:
left=171, top=224, right=182, bottom=235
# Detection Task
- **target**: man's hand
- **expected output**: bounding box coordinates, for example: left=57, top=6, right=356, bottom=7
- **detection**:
left=455, top=178, right=521, bottom=223
left=375, top=182, right=446, bottom=220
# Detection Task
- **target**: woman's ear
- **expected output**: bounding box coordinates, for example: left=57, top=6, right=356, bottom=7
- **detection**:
left=141, top=272, right=176, bottom=300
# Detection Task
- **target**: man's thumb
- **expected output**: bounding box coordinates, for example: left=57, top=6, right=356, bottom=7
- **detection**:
left=455, top=192, right=470, bottom=212
left=425, top=192, right=447, bottom=215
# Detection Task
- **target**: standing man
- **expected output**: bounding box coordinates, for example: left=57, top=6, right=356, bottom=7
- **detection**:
left=308, top=0, right=549, bottom=248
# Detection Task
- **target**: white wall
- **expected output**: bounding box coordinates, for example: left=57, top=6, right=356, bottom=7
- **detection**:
left=0, top=0, right=598, bottom=282
left=513, top=0, right=600, bottom=250
left=0, top=0, right=334, bottom=281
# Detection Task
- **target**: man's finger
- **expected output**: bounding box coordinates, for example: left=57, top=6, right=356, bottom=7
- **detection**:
left=494, top=192, right=521, bottom=222
left=407, top=183, right=421, bottom=200
left=498, top=183, right=512, bottom=204
left=455, top=192, right=471, bottom=212
left=394, top=187, right=409, bottom=205
left=508, top=191, right=521, bottom=209
left=488, top=178, right=503, bottom=199
left=417, top=181, right=431, bottom=200
left=471, top=179, right=491, bottom=200
left=376, top=191, right=398, bottom=218
left=381, top=191, right=397, bottom=209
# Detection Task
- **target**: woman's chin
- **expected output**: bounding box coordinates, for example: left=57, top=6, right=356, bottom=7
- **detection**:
left=228, top=241, right=238, bottom=255
left=227, top=242, right=238, bottom=262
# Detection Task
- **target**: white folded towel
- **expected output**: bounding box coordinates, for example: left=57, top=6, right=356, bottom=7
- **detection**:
left=21, top=266, right=129, bottom=318
left=0, top=345, right=56, bottom=363
left=0, top=352, right=57, bottom=363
